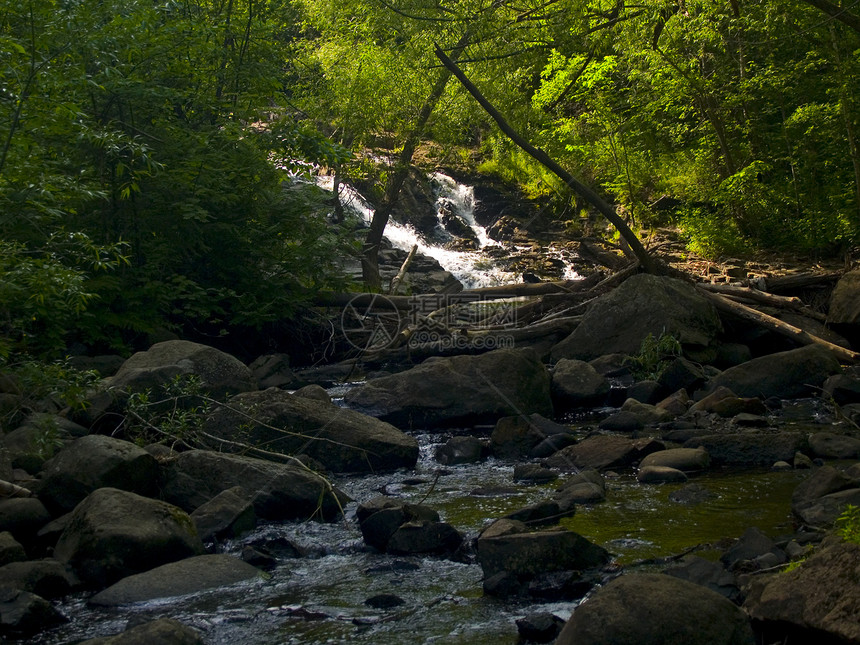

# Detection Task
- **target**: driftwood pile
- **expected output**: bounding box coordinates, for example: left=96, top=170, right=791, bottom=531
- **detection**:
left=316, top=260, right=858, bottom=365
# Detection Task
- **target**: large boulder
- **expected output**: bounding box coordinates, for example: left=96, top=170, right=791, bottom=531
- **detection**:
left=701, top=344, right=841, bottom=401
left=202, top=388, right=418, bottom=472
left=551, top=274, right=722, bottom=361
left=88, top=554, right=262, bottom=606
left=0, top=559, right=77, bottom=599
left=828, top=268, right=860, bottom=325
left=744, top=540, right=860, bottom=644
left=53, top=488, right=204, bottom=588
left=107, top=340, right=256, bottom=398
left=36, top=434, right=159, bottom=514
left=545, top=435, right=665, bottom=472
left=556, top=573, right=755, bottom=645
left=0, top=498, right=51, bottom=544
left=343, top=348, right=552, bottom=427
left=477, top=520, right=610, bottom=579
left=160, top=450, right=350, bottom=521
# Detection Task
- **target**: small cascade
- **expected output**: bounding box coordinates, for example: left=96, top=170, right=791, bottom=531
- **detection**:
left=317, top=171, right=581, bottom=290
left=317, top=174, right=519, bottom=289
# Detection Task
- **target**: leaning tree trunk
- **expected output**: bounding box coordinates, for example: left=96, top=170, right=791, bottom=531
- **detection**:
left=433, top=45, right=659, bottom=275
left=361, top=33, right=470, bottom=290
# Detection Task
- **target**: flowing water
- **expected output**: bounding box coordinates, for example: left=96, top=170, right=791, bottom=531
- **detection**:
left=316, top=173, right=577, bottom=289
left=37, top=429, right=805, bottom=645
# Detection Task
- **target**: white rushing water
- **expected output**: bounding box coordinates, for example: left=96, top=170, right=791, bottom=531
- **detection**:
left=317, top=172, right=579, bottom=289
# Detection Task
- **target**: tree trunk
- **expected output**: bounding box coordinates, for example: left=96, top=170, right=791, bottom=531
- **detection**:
left=361, top=33, right=470, bottom=290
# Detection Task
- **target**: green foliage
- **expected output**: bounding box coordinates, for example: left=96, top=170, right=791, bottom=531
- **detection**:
left=835, top=504, right=860, bottom=545
left=626, top=332, right=682, bottom=381
left=0, top=0, right=356, bottom=356
left=124, top=374, right=211, bottom=448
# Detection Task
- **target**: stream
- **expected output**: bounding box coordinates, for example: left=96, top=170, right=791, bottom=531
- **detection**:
left=35, top=427, right=805, bottom=645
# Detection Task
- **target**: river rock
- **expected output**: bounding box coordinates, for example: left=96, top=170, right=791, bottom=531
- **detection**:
left=107, top=340, right=256, bottom=398
left=828, top=267, right=860, bottom=325
left=477, top=520, right=609, bottom=579
left=0, top=498, right=51, bottom=544
left=356, top=497, right=461, bottom=554
left=700, top=344, right=841, bottom=400
left=744, top=539, right=860, bottom=644
left=0, top=533, right=25, bottom=567
left=657, top=357, right=707, bottom=394
left=344, top=348, right=553, bottom=427
left=665, top=555, right=740, bottom=602
left=503, top=500, right=569, bottom=527
left=556, top=573, right=755, bottom=645
left=684, top=431, right=804, bottom=465
left=516, top=612, right=566, bottom=643
left=598, top=410, right=643, bottom=432
left=0, top=587, right=67, bottom=637
left=550, top=359, right=610, bottom=408
left=435, top=436, right=489, bottom=465
left=554, top=482, right=606, bottom=507
left=624, top=380, right=664, bottom=404
left=656, top=389, right=691, bottom=416
left=808, top=432, right=860, bottom=459
left=639, top=448, right=710, bottom=472
left=689, top=386, right=767, bottom=417
left=513, top=464, right=558, bottom=484
left=247, top=353, right=300, bottom=389
left=77, top=618, right=204, bottom=644
left=823, top=371, right=860, bottom=405
left=546, top=435, right=665, bottom=472
left=620, top=398, right=673, bottom=425
left=160, top=450, right=350, bottom=521
left=0, top=559, right=77, bottom=598
left=53, top=487, right=204, bottom=588
left=792, top=465, right=860, bottom=526
left=36, top=435, right=159, bottom=514
left=88, top=554, right=262, bottom=606
left=491, top=413, right=573, bottom=459
left=637, top=466, right=688, bottom=483
left=0, top=416, right=80, bottom=473
left=669, top=482, right=716, bottom=505
left=202, top=388, right=418, bottom=472
left=189, top=486, right=256, bottom=542
left=721, top=527, right=785, bottom=569
left=551, top=274, right=722, bottom=361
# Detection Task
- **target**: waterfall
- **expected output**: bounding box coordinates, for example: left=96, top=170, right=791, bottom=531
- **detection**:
left=317, top=173, right=579, bottom=289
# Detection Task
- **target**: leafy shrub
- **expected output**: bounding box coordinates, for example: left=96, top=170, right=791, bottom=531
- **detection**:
left=835, top=504, right=860, bottom=545
left=626, top=332, right=682, bottom=380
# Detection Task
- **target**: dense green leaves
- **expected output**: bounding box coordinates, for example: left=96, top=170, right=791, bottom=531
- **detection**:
left=0, top=0, right=353, bottom=357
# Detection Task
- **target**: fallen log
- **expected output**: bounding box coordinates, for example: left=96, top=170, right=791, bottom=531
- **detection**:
left=697, top=283, right=827, bottom=321
left=754, top=271, right=842, bottom=293
left=699, top=289, right=859, bottom=363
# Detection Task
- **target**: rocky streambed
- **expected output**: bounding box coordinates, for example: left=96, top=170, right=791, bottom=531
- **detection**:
left=2, top=270, right=860, bottom=644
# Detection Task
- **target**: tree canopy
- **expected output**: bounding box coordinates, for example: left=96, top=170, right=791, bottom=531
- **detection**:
left=2, top=0, right=858, bottom=359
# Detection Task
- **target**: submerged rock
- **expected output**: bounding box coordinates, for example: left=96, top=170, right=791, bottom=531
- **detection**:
left=77, top=617, right=204, bottom=644
left=344, top=348, right=553, bottom=427
left=556, top=573, right=754, bottom=645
